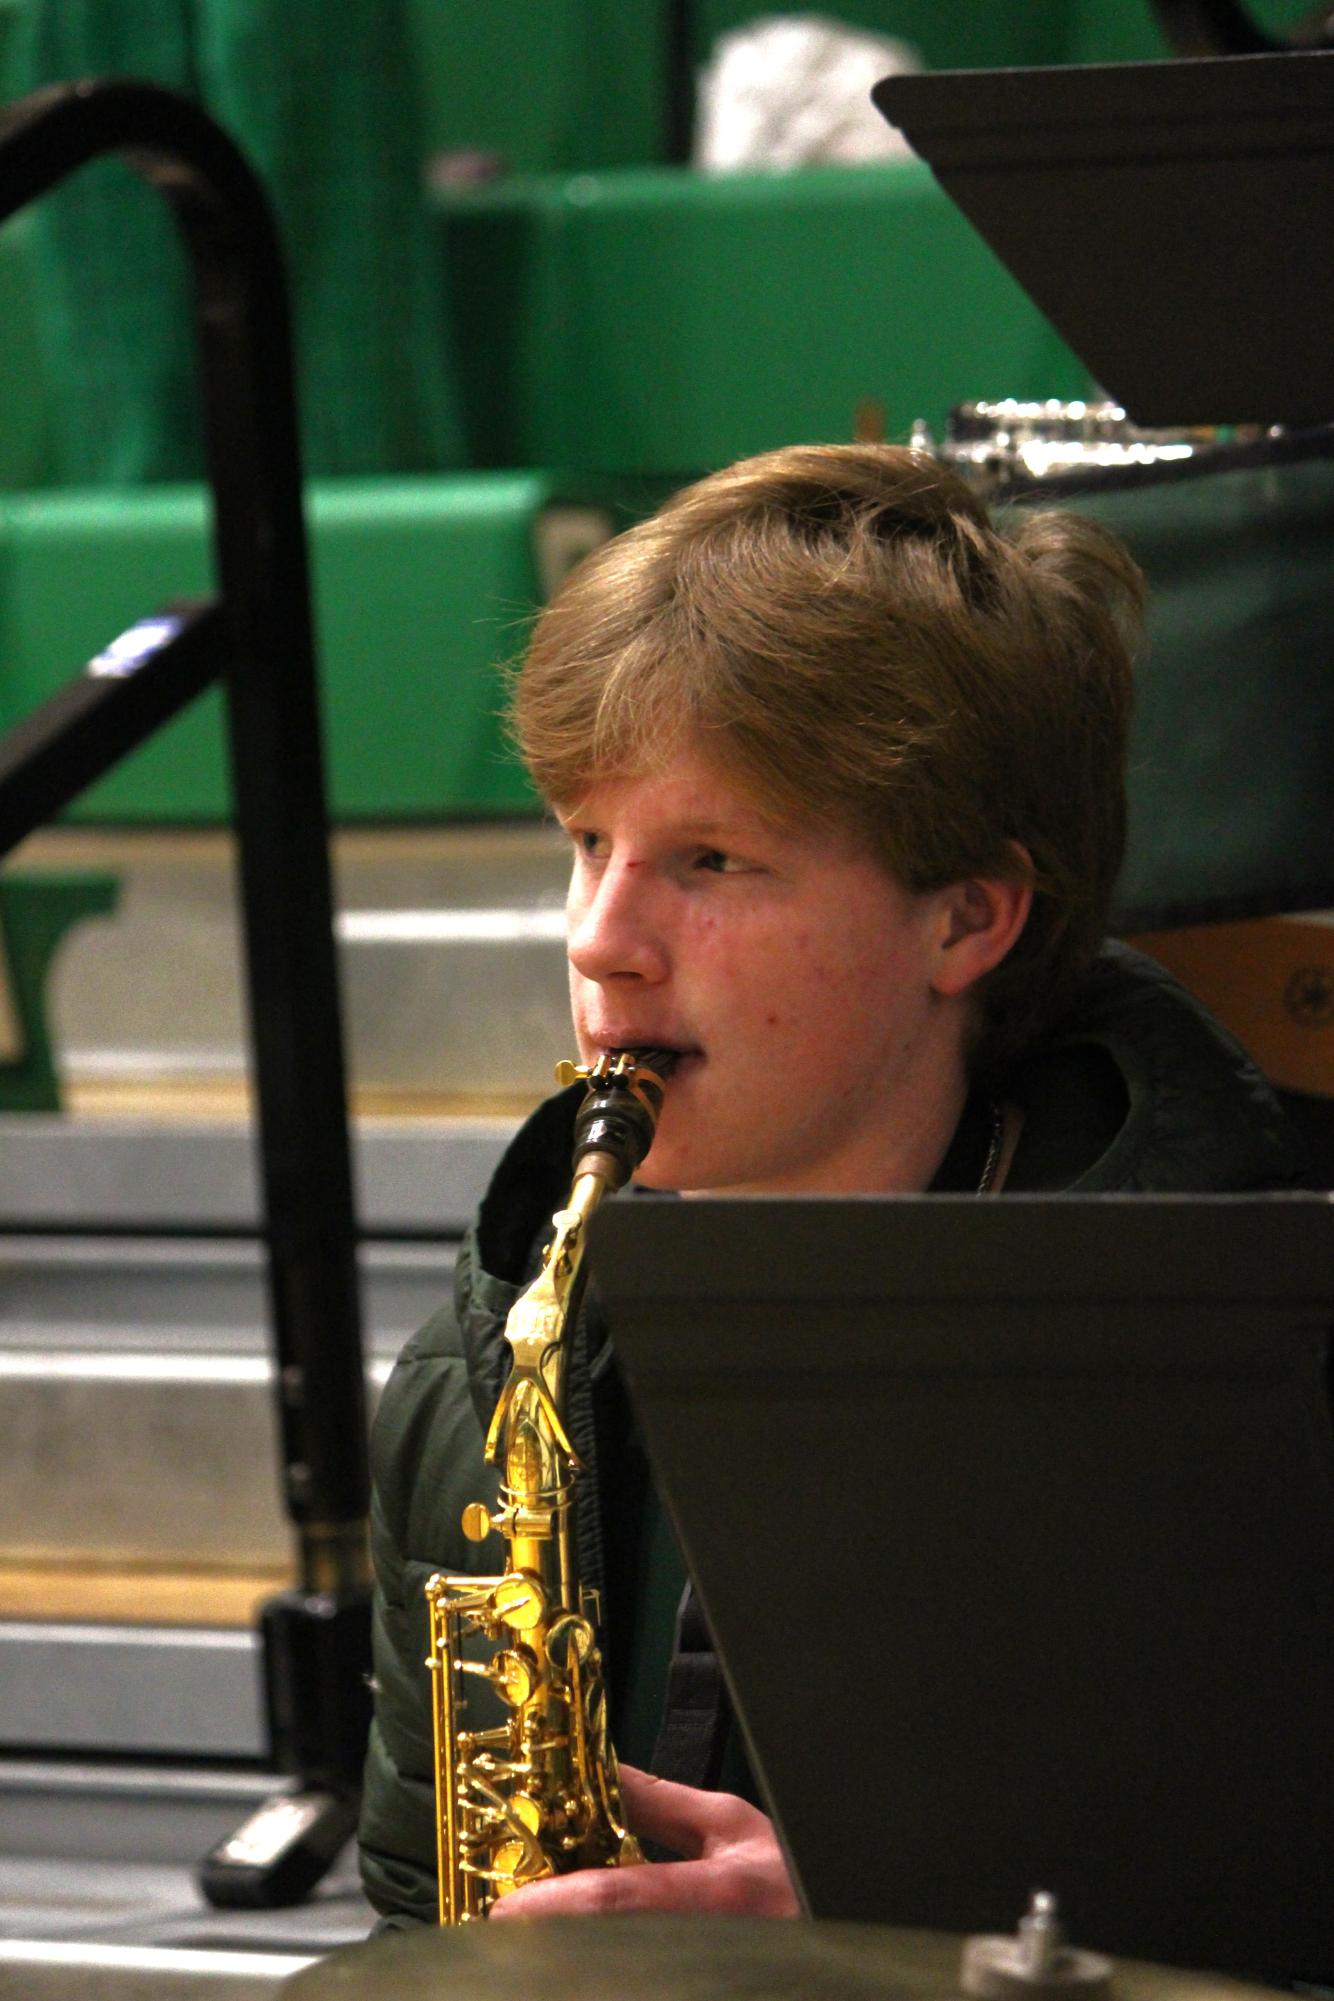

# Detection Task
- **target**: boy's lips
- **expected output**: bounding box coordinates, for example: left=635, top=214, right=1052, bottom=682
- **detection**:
left=589, top=1037, right=702, bottom=1068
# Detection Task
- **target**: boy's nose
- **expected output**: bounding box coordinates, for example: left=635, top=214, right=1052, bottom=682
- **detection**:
left=566, top=860, right=668, bottom=985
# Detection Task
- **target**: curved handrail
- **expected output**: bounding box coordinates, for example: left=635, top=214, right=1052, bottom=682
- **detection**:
left=0, top=77, right=368, bottom=1641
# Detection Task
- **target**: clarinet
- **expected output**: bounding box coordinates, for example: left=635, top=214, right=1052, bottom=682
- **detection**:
left=425, top=1048, right=676, bottom=1923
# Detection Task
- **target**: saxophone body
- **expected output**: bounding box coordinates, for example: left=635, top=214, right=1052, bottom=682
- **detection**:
left=425, top=1048, right=675, bottom=1923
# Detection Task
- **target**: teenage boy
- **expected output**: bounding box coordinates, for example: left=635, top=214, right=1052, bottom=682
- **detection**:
left=360, top=445, right=1308, bottom=1924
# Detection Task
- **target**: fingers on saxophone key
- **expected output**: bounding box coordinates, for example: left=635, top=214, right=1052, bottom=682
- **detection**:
left=616, top=1766, right=740, bottom=1858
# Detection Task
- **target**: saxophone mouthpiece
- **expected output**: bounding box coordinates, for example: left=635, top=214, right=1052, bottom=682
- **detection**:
left=569, top=1047, right=678, bottom=1187
left=620, top=1044, right=679, bottom=1090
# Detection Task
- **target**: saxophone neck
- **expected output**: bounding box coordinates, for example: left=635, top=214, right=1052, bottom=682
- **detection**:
left=485, top=1047, right=678, bottom=1470
left=484, top=1169, right=612, bottom=1465
left=511, top=1167, right=609, bottom=1362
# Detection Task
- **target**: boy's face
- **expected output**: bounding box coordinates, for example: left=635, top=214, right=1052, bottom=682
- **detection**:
left=561, top=744, right=969, bottom=1196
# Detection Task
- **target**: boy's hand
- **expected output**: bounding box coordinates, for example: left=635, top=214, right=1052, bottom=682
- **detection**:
left=486, top=1766, right=800, bottom=1919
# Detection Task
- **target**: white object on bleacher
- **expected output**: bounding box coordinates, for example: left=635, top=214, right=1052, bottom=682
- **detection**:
left=695, top=14, right=920, bottom=171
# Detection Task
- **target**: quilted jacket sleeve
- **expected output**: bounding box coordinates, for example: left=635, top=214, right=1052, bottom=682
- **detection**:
left=357, top=1287, right=500, bottom=1925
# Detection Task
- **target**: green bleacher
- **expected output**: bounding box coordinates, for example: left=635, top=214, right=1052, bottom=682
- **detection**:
left=0, top=474, right=670, bottom=818
left=1, top=0, right=1304, bottom=824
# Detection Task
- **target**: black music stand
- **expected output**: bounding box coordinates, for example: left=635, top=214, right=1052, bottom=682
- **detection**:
left=873, top=51, right=1334, bottom=426
left=591, top=1193, right=1334, bottom=1982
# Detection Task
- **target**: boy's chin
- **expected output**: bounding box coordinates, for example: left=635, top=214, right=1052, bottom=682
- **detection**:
left=633, top=1147, right=736, bottom=1197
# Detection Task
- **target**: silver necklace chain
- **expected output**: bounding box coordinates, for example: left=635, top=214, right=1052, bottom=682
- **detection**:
left=977, top=1098, right=1005, bottom=1195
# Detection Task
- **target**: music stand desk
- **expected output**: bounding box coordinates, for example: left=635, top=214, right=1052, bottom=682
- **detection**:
left=873, top=51, right=1334, bottom=425
left=591, top=1192, right=1334, bottom=1980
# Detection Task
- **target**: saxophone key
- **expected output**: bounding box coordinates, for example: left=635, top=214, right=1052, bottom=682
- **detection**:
left=545, top=1611, right=595, bottom=1671
left=487, top=1646, right=538, bottom=1707
left=490, top=1569, right=547, bottom=1632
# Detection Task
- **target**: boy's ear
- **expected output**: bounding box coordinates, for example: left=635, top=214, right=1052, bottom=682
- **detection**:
left=931, top=847, right=1034, bottom=1000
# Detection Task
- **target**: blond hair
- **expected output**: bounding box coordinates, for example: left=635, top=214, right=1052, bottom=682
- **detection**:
left=514, top=444, right=1144, bottom=1076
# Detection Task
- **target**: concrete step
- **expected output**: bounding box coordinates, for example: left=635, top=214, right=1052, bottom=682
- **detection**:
left=15, top=823, right=572, bottom=1106
left=0, top=1569, right=286, bottom=1629
left=0, top=1112, right=514, bottom=1235
left=0, top=1111, right=509, bottom=1573
left=0, top=1940, right=313, bottom=1998
left=0, top=1760, right=293, bottom=1871
left=0, top=1233, right=450, bottom=1570
left=0, top=1116, right=501, bottom=1775
left=0, top=1623, right=263, bottom=1760
left=0, top=1757, right=371, bottom=1974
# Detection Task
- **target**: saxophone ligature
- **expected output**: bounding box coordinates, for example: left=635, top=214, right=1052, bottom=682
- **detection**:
left=425, top=1046, right=676, bottom=1923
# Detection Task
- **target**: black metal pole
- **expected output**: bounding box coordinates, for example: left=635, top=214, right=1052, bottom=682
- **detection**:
left=0, top=81, right=371, bottom=1901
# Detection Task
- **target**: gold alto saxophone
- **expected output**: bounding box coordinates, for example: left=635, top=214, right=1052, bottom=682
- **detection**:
left=425, top=1047, right=676, bottom=1923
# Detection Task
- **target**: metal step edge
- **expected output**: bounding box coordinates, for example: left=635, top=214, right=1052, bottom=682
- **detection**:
left=0, top=1233, right=455, bottom=1361
left=0, top=1115, right=514, bottom=1234
left=0, top=1356, right=386, bottom=1564
left=0, top=1345, right=396, bottom=1387
left=0, top=1622, right=263, bottom=1759
left=0, top=1757, right=278, bottom=1802
left=0, top=1758, right=311, bottom=1873
left=0, top=1939, right=315, bottom=1993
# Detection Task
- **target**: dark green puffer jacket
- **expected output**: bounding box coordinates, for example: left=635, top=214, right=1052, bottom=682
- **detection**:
left=359, top=943, right=1311, bottom=1924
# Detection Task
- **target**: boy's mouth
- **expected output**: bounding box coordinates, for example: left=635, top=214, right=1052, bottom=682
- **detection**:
left=595, top=1038, right=702, bottom=1072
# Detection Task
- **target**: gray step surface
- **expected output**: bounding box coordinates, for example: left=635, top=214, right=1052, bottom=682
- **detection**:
left=0, top=1941, right=314, bottom=1999
left=0, top=1762, right=296, bottom=1868
left=0, top=1119, right=498, bottom=1768
left=23, top=822, right=573, bottom=1103
left=0, top=1233, right=454, bottom=1568
left=0, top=1110, right=513, bottom=1568
left=0, top=1625, right=262, bottom=1759
left=0, top=828, right=560, bottom=1968
left=0, top=1758, right=373, bottom=1981
left=0, top=1113, right=514, bottom=1235
left=0, top=1233, right=454, bottom=1353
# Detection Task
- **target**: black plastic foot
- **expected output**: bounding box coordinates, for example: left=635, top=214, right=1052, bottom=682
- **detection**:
left=198, top=1785, right=360, bottom=1909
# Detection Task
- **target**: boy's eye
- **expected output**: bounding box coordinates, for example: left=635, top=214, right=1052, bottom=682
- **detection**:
left=694, top=848, right=745, bottom=874
left=572, top=828, right=607, bottom=859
